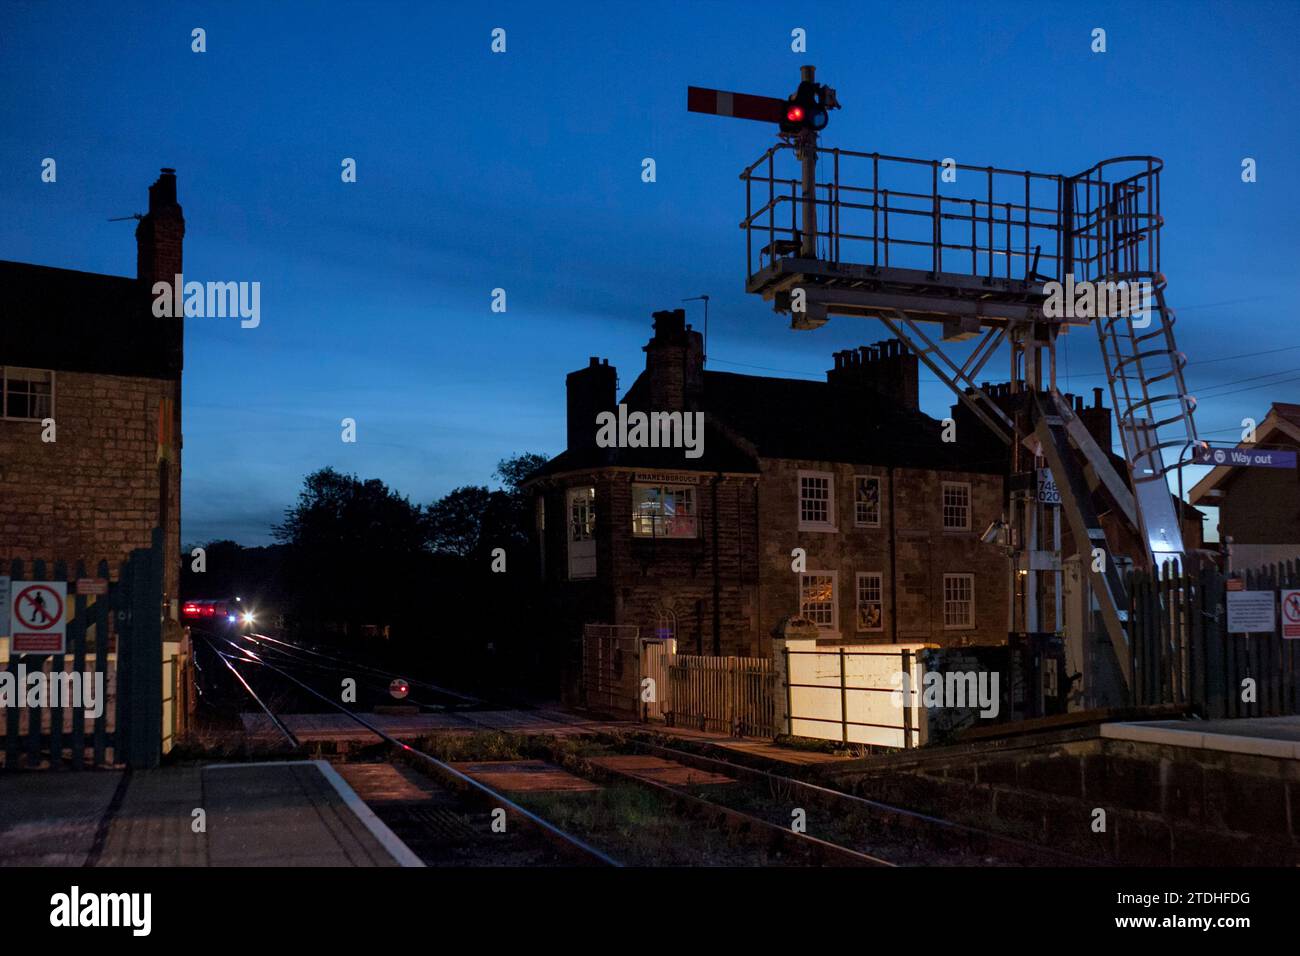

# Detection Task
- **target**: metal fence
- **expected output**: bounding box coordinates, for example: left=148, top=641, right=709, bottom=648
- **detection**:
left=666, top=654, right=775, bottom=738
left=1129, top=557, right=1300, bottom=718
left=2, top=529, right=167, bottom=770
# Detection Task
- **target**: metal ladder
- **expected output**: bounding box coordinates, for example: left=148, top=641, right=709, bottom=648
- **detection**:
left=1071, top=159, right=1199, bottom=569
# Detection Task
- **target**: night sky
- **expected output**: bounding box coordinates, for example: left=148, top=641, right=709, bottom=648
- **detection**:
left=2, top=1, right=1296, bottom=544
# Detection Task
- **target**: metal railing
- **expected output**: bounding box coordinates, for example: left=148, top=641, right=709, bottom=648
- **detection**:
left=781, top=646, right=921, bottom=748
left=741, top=144, right=1069, bottom=284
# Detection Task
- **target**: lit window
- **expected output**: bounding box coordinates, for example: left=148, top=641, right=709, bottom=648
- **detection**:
left=2, top=367, right=53, bottom=421
left=942, top=481, right=971, bottom=531
left=631, top=484, right=697, bottom=539
left=799, top=572, right=838, bottom=630
left=854, top=475, right=881, bottom=527
left=856, top=572, right=883, bottom=631
left=943, top=573, right=975, bottom=629
left=798, top=471, right=836, bottom=530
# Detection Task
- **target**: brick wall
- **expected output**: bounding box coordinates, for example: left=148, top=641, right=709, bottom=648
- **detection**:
left=0, top=368, right=181, bottom=600
left=541, top=459, right=1008, bottom=660
left=756, top=459, right=1007, bottom=647
left=538, top=469, right=762, bottom=657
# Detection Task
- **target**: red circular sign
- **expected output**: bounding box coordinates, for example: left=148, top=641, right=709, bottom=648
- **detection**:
left=15, top=584, right=63, bottom=630
left=1284, top=593, right=1300, bottom=623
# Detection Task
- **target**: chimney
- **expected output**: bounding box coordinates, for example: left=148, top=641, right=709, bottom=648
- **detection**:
left=567, top=357, right=618, bottom=452
left=826, top=338, right=919, bottom=410
left=1081, top=387, right=1114, bottom=451
left=136, top=168, right=185, bottom=288
left=643, top=309, right=704, bottom=411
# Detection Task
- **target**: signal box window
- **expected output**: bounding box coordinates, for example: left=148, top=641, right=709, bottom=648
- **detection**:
left=632, top=484, right=697, bottom=539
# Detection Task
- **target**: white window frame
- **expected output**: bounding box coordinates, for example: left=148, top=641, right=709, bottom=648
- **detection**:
left=854, top=474, right=882, bottom=528
left=943, top=573, right=975, bottom=630
left=797, top=470, right=837, bottom=532
left=855, top=571, right=884, bottom=632
left=799, top=570, right=838, bottom=632
left=1, top=366, right=55, bottom=422
left=942, top=481, right=972, bottom=532
left=631, top=483, right=698, bottom=539
left=566, top=486, right=597, bottom=580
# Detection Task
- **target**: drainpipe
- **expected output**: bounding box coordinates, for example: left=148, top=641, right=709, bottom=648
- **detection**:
left=712, top=473, right=722, bottom=656
left=889, top=465, right=899, bottom=643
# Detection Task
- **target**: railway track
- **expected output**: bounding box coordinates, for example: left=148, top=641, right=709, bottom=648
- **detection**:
left=192, top=629, right=1088, bottom=867
left=585, top=733, right=1093, bottom=866
left=193, top=629, right=618, bottom=866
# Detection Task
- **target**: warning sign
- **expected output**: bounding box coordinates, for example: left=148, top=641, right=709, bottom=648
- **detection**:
left=1227, top=590, right=1275, bottom=635
left=1283, top=590, right=1300, bottom=639
left=10, top=581, right=67, bottom=654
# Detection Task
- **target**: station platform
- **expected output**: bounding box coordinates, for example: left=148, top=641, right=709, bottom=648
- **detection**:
left=1102, top=715, right=1300, bottom=760
left=0, top=760, right=421, bottom=867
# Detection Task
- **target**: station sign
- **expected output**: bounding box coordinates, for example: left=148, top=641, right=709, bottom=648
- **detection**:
left=0, top=576, right=9, bottom=636
left=1226, top=590, right=1275, bottom=634
left=9, top=581, right=68, bottom=654
left=1194, top=446, right=1297, bottom=469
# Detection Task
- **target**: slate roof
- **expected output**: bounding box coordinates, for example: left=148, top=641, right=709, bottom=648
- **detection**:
left=531, top=367, right=1004, bottom=479
left=0, top=260, right=181, bottom=379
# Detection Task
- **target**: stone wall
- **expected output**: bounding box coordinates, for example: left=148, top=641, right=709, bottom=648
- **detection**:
left=0, top=368, right=181, bottom=600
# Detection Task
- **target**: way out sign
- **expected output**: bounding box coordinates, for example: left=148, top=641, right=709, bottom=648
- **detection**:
left=10, top=581, right=67, bottom=654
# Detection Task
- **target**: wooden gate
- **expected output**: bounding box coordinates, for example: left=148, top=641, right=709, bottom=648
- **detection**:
left=640, top=638, right=675, bottom=722
left=1128, top=557, right=1300, bottom=718
left=2, top=528, right=167, bottom=770
left=580, top=624, right=641, bottom=718
left=666, top=654, right=776, bottom=738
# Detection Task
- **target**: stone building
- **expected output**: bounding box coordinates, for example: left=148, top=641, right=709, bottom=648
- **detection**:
left=0, top=169, right=185, bottom=605
left=528, top=309, right=1009, bottom=659
left=1190, top=401, right=1300, bottom=571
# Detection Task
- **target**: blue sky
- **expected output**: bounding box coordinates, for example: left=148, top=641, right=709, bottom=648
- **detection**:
left=2, top=1, right=1297, bottom=544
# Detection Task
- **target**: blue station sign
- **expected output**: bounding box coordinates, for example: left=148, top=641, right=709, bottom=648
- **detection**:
left=1194, top=446, right=1298, bottom=469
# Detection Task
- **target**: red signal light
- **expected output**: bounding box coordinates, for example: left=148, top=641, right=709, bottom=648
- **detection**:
left=786, top=105, right=804, bottom=122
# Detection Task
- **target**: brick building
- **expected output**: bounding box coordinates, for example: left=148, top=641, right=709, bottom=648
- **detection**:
left=528, top=309, right=1009, bottom=659
left=0, top=169, right=185, bottom=604
left=1190, top=401, right=1300, bottom=571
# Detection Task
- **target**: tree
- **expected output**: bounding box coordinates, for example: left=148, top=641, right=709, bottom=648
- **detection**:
left=273, top=467, right=430, bottom=637
left=494, top=452, right=548, bottom=494
left=426, top=485, right=493, bottom=557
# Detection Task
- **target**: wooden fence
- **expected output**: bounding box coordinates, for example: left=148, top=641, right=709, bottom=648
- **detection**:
left=1128, top=557, right=1300, bottom=718
left=2, top=529, right=167, bottom=770
left=666, top=654, right=776, bottom=738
